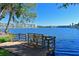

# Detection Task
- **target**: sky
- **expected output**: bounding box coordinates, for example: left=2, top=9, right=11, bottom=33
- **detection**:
left=34, top=3, right=79, bottom=26
left=1, top=3, right=79, bottom=26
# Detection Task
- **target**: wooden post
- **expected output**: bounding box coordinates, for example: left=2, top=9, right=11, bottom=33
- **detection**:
left=36, top=34, right=38, bottom=46
left=25, top=34, right=27, bottom=41
left=47, top=38, right=50, bottom=52
left=27, top=33, right=30, bottom=45
left=53, top=37, right=56, bottom=56
left=42, top=35, right=45, bottom=48
left=41, top=35, right=43, bottom=48
left=18, top=33, right=20, bottom=41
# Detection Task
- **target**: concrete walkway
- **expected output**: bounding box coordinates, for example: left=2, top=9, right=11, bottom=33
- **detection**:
left=0, top=42, right=47, bottom=56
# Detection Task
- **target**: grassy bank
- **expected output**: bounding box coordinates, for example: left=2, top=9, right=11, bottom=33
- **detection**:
left=0, top=33, right=15, bottom=56
left=0, top=33, right=15, bottom=43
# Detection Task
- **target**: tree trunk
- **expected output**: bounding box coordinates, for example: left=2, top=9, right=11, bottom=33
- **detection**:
left=5, top=12, right=12, bottom=33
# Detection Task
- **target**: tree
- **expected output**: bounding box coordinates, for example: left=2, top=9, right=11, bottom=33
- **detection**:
left=58, top=3, right=79, bottom=9
left=0, top=3, right=37, bottom=33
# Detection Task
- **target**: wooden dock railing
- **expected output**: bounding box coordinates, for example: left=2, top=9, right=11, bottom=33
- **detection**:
left=12, top=33, right=56, bottom=56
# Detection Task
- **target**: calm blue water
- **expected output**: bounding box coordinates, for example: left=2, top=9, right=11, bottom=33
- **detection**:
left=8, top=28, right=79, bottom=56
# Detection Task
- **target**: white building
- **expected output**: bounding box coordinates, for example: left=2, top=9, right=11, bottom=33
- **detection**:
left=15, top=23, right=37, bottom=28
left=0, top=22, right=37, bottom=28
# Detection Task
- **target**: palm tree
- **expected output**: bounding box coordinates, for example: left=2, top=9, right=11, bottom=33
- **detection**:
left=0, top=3, right=36, bottom=33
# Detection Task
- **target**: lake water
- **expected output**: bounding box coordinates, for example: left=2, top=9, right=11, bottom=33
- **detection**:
left=8, top=28, right=79, bottom=56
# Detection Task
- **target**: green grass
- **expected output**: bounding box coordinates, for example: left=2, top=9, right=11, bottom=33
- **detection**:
left=0, top=37, right=10, bottom=43
left=0, top=34, right=15, bottom=43
left=0, top=49, right=11, bottom=56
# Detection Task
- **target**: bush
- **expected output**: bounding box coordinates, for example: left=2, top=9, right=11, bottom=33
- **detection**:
left=0, top=34, right=14, bottom=43
left=0, top=37, right=10, bottom=43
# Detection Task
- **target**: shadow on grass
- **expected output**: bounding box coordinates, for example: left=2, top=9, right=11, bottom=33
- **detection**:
left=0, top=48, right=15, bottom=56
